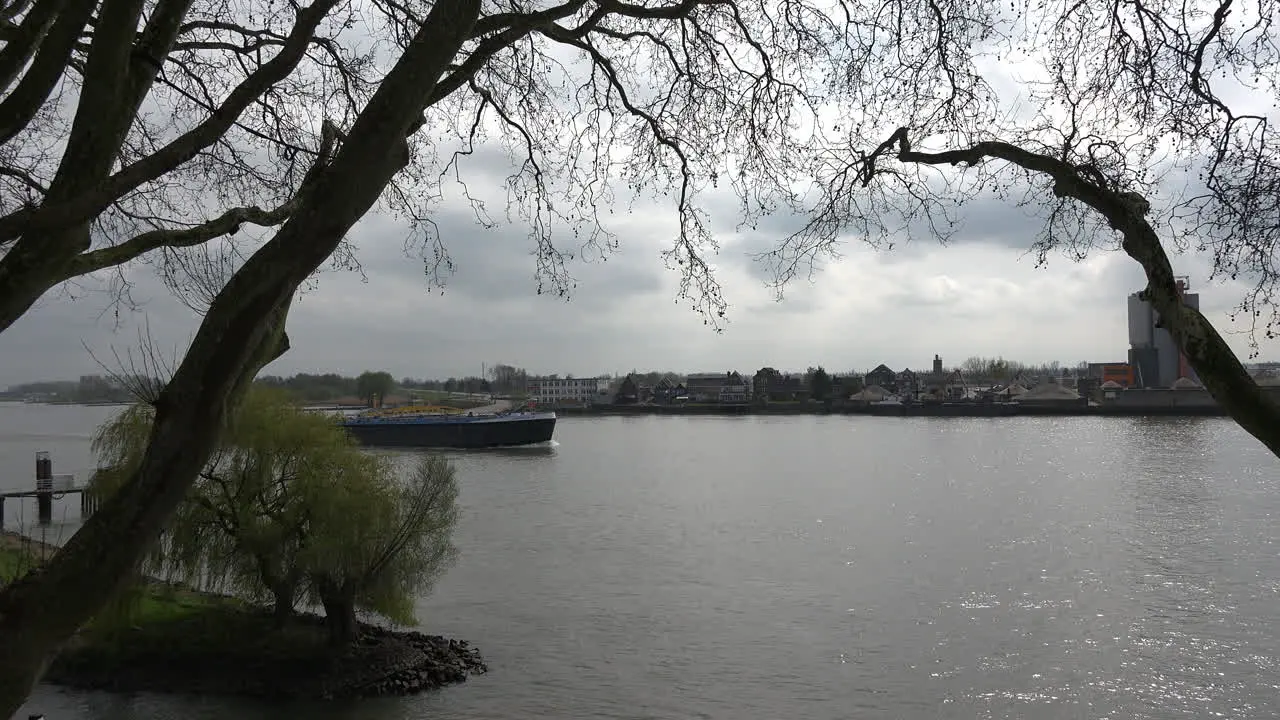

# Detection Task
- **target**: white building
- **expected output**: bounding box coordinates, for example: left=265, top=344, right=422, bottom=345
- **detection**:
left=525, top=376, right=610, bottom=405
left=1128, top=277, right=1200, bottom=388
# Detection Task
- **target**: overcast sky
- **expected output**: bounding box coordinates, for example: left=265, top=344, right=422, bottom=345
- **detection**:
left=2, top=15, right=1277, bottom=387
left=2, top=162, right=1273, bottom=388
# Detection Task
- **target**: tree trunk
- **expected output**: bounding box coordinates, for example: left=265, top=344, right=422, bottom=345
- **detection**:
left=0, top=242, right=82, bottom=331
left=0, top=301, right=290, bottom=713
left=0, top=1, right=480, bottom=712
left=319, top=588, right=359, bottom=648
left=254, top=553, right=298, bottom=626
left=270, top=583, right=295, bottom=626
left=1117, top=224, right=1280, bottom=456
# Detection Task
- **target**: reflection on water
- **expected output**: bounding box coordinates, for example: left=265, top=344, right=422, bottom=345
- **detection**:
left=1112, top=418, right=1241, bottom=716
left=1121, top=416, right=1221, bottom=564
left=440, top=442, right=560, bottom=459
left=5, top=407, right=1280, bottom=720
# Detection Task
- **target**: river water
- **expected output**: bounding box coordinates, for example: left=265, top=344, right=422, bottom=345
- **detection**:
left=3, top=402, right=1280, bottom=719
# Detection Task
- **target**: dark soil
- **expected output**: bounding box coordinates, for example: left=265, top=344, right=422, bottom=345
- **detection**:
left=44, top=607, right=487, bottom=700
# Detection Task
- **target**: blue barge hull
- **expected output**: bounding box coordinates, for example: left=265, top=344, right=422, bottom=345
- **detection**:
left=342, top=411, right=557, bottom=449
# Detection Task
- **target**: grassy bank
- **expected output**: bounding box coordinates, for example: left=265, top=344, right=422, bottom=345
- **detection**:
left=400, top=391, right=494, bottom=410
left=295, top=391, right=494, bottom=410
left=1, top=531, right=239, bottom=633
left=1, top=532, right=63, bottom=581
left=2, top=533, right=486, bottom=700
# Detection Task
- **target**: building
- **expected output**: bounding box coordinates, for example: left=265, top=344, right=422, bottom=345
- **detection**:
left=1128, top=277, right=1200, bottom=388
left=652, top=378, right=685, bottom=403
left=864, top=364, right=896, bottom=392
left=919, top=354, right=965, bottom=399
left=896, top=369, right=919, bottom=396
left=525, top=376, right=610, bottom=405
left=1087, top=361, right=1135, bottom=388
left=752, top=368, right=809, bottom=401
left=685, top=371, right=749, bottom=403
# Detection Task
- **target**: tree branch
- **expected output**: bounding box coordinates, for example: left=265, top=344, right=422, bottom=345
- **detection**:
left=72, top=203, right=293, bottom=276
left=44, top=0, right=148, bottom=201
left=0, top=0, right=96, bottom=146
left=0, top=0, right=341, bottom=244
left=0, top=164, right=46, bottom=193
left=0, top=0, right=37, bottom=24
left=67, top=118, right=340, bottom=278
left=427, top=0, right=593, bottom=112
left=863, top=128, right=1280, bottom=457
left=0, top=0, right=65, bottom=95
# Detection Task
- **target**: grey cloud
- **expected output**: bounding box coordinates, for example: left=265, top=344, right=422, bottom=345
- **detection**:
left=740, top=293, right=818, bottom=316
left=8, top=121, right=1280, bottom=389
left=348, top=207, right=667, bottom=309
left=0, top=139, right=699, bottom=387
left=709, top=188, right=1052, bottom=293
left=0, top=270, right=203, bottom=387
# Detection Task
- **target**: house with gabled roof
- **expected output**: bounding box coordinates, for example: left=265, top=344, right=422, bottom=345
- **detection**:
left=685, top=371, right=749, bottom=403
left=864, top=364, right=896, bottom=391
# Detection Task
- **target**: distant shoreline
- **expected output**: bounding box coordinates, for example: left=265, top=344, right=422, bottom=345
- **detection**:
left=0, top=400, right=132, bottom=406
left=2, top=398, right=1233, bottom=418
left=549, top=402, right=1231, bottom=418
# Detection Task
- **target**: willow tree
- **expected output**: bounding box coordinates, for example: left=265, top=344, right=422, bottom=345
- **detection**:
left=762, top=0, right=1280, bottom=456
left=0, top=0, right=865, bottom=710
left=89, top=388, right=359, bottom=622
left=90, top=390, right=460, bottom=643
left=305, top=454, right=460, bottom=647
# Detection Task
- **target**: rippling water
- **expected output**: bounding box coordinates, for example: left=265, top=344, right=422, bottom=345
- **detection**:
left=5, top=404, right=1280, bottom=719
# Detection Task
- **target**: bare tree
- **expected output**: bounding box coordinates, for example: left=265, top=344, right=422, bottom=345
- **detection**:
left=764, top=0, right=1280, bottom=456
left=0, top=0, right=865, bottom=711
left=487, top=363, right=528, bottom=394
left=0, top=0, right=372, bottom=329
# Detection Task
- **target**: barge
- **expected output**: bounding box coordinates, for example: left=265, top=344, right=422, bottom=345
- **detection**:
left=341, top=406, right=556, bottom=448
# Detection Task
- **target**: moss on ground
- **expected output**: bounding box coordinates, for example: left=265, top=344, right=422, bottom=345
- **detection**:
left=403, top=391, right=491, bottom=409
left=0, top=533, right=55, bottom=583
left=1, top=535, right=237, bottom=634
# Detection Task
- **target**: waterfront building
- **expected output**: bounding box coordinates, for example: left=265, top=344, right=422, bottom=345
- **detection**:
left=1128, top=277, right=1200, bottom=388
left=684, top=371, right=749, bottom=403
left=526, top=376, right=610, bottom=405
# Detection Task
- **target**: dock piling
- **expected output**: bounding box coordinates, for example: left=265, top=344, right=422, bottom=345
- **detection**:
left=1, top=452, right=91, bottom=530
left=80, top=485, right=99, bottom=519
left=35, top=451, right=52, bottom=527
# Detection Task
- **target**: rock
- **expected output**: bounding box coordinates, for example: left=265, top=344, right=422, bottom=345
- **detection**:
left=45, top=611, right=486, bottom=702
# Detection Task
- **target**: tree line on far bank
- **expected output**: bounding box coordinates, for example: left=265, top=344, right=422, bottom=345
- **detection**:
left=257, top=371, right=494, bottom=403
left=2, top=364, right=533, bottom=406
left=1, top=356, right=1148, bottom=408
left=251, top=364, right=540, bottom=404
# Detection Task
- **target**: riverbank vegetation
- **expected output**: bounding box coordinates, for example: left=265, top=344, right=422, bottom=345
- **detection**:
left=92, top=388, right=462, bottom=638
left=1, top=535, right=484, bottom=698
left=0, top=389, right=483, bottom=699
left=2, top=371, right=508, bottom=408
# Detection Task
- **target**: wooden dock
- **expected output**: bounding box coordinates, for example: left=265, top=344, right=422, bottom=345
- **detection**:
left=0, top=452, right=100, bottom=529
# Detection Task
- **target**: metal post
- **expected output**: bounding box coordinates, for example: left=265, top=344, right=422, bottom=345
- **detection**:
left=81, top=486, right=98, bottom=519
left=36, top=451, right=52, bottom=527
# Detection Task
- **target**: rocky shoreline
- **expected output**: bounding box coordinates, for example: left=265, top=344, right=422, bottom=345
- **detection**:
left=44, top=610, right=487, bottom=700
left=4, top=532, right=487, bottom=700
